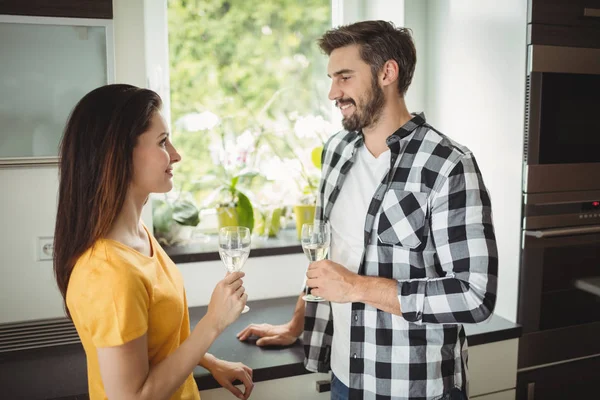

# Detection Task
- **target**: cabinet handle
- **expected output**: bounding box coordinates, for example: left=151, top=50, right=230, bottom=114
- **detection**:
left=316, top=380, right=331, bottom=393
left=527, top=382, right=535, bottom=400
left=584, top=8, right=600, bottom=17
left=525, top=225, right=600, bottom=238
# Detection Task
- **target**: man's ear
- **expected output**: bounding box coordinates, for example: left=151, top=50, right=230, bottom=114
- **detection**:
left=380, top=60, right=399, bottom=87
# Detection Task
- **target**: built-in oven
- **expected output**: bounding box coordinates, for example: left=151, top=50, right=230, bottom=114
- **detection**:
left=518, top=190, right=600, bottom=368
left=523, top=45, right=600, bottom=193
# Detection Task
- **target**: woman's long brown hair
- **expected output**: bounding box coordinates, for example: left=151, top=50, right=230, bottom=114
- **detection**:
left=53, top=84, right=162, bottom=317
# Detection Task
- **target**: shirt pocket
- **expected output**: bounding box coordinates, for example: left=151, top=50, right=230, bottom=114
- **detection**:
left=377, top=190, right=428, bottom=249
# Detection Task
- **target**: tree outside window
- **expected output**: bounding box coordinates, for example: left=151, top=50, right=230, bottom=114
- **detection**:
left=157, top=0, right=335, bottom=245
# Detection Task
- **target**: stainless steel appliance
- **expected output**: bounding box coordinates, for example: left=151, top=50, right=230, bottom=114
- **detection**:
left=523, top=45, right=600, bottom=193
left=518, top=190, right=600, bottom=368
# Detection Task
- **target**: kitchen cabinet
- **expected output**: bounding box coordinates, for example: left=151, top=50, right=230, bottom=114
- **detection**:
left=528, top=0, right=600, bottom=28
left=469, top=339, right=518, bottom=398
left=516, top=355, right=600, bottom=400
left=0, top=14, right=114, bottom=166
left=472, top=390, right=516, bottom=400
left=0, top=0, right=112, bottom=19
left=528, top=0, right=600, bottom=48
left=200, top=372, right=331, bottom=400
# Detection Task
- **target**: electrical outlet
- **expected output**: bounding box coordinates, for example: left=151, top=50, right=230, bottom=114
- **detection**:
left=37, top=237, right=54, bottom=261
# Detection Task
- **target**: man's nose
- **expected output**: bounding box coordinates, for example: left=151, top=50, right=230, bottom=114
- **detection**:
left=328, top=81, right=342, bottom=101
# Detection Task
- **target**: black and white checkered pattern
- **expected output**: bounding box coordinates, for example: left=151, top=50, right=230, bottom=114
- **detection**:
left=303, top=113, right=498, bottom=399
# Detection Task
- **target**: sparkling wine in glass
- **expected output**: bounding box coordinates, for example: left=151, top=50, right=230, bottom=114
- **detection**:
left=218, top=226, right=251, bottom=313
left=301, top=221, right=330, bottom=302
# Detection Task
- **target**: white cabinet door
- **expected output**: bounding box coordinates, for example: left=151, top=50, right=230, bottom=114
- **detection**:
left=471, top=389, right=516, bottom=400
left=0, top=15, right=114, bottom=166
left=200, top=372, right=331, bottom=400
left=468, top=339, right=518, bottom=397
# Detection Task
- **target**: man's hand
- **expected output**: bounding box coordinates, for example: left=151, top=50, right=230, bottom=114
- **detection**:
left=204, top=358, right=254, bottom=400
left=237, top=323, right=300, bottom=347
left=306, top=260, right=361, bottom=303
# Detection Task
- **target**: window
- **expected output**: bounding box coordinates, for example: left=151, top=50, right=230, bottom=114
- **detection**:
left=155, top=0, right=336, bottom=256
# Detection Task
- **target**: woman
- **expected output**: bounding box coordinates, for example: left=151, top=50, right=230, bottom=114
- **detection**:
left=53, top=84, right=253, bottom=400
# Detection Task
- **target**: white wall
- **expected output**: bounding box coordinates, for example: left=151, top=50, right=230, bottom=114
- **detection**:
left=0, top=167, right=63, bottom=323
left=404, top=0, right=427, bottom=113
left=179, top=254, right=307, bottom=307
left=144, top=0, right=172, bottom=127
left=113, top=0, right=154, bottom=229
left=113, top=0, right=146, bottom=88
left=333, top=0, right=364, bottom=25
left=417, top=0, right=527, bottom=321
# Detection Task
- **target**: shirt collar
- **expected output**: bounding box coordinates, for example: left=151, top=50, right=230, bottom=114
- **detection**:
left=385, top=112, right=426, bottom=150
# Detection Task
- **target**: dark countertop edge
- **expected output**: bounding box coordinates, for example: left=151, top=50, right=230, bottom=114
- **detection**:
left=467, top=324, right=522, bottom=346
left=167, top=244, right=303, bottom=263
left=195, top=361, right=312, bottom=391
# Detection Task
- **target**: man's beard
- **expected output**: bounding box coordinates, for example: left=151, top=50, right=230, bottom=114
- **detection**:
left=341, top=76, right=385, bottom=132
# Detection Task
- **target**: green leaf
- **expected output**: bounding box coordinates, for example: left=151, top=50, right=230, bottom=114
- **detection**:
left=231, top=175, right=240, bottom=190
left=172, top=198, right=200, bottom=226
left=152, top=200, right=173, bottom=233
left=235, top=191, right=254, bottom=233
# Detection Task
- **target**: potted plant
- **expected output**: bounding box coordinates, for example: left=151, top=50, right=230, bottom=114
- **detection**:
left=179, top=123, right=262, bottom=233
left=152, top=191, right=201, bottom=246
left=254, top=204, right=283, bottom=238
left=255, top=106, right=332, bottom=239
left=252, top=180, right=288, bottom=239
left=201, top=167, right=258, bottom=232
left=291, top=145, right=323, bottom=238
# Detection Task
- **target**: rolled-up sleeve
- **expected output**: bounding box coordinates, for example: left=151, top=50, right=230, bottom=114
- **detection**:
left=399, top=153, right=498, bottom=324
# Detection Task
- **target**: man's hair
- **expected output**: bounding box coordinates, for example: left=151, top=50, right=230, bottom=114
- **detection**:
left=318, top=20, right=416, bottom=96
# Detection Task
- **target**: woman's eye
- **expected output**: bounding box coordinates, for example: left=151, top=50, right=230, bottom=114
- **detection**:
left=159, top=139, right=167, bottom=147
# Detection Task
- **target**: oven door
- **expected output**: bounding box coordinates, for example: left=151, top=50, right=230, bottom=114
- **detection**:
left=524, top=45, right=600, bottom=193
left=518, top=225, right=600, bottom=368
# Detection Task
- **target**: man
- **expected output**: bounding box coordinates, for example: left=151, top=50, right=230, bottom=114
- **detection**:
left=237, top=20, right=498, bottom=400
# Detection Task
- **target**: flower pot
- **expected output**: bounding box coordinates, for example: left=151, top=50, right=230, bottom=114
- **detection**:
left=256, top=207, right=283, bottom=238
left=216, top=206, right=238, bottom=228
left=293, top=204, right=316, bottom=240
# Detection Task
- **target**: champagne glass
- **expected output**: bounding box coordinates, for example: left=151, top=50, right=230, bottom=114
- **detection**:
left=301, top=221, right=330, bottom=302
left=218, top=226, right=251, bottom=313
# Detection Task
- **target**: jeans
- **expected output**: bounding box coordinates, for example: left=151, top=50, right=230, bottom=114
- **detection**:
left=441, top=387, right=469, bottom=400
left=330, top=373, right=349, bottom=400
left=330, top=374, right=467, bottom=400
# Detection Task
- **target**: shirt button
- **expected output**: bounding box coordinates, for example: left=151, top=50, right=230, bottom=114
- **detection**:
left=353, top=353, right=357, bottom=359
left=354, top=314, right=358, bottom=321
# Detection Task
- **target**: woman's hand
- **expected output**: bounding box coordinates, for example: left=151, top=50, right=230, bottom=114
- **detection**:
left=205, top=358, right=254, bottom=400
left=206, top=272, right=247, bottom=333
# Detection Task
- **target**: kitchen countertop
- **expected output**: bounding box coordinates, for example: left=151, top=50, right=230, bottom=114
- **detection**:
left=0, top=296, right=521, bottom=399
left=191, top=296, right=522, bottom=390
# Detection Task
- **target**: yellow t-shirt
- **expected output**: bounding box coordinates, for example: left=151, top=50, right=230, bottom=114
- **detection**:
left=66, top=227, right=201, bottom=400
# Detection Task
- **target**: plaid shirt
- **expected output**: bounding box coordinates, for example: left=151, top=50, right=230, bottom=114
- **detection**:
left=303, top=113, right=498, bottom=400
